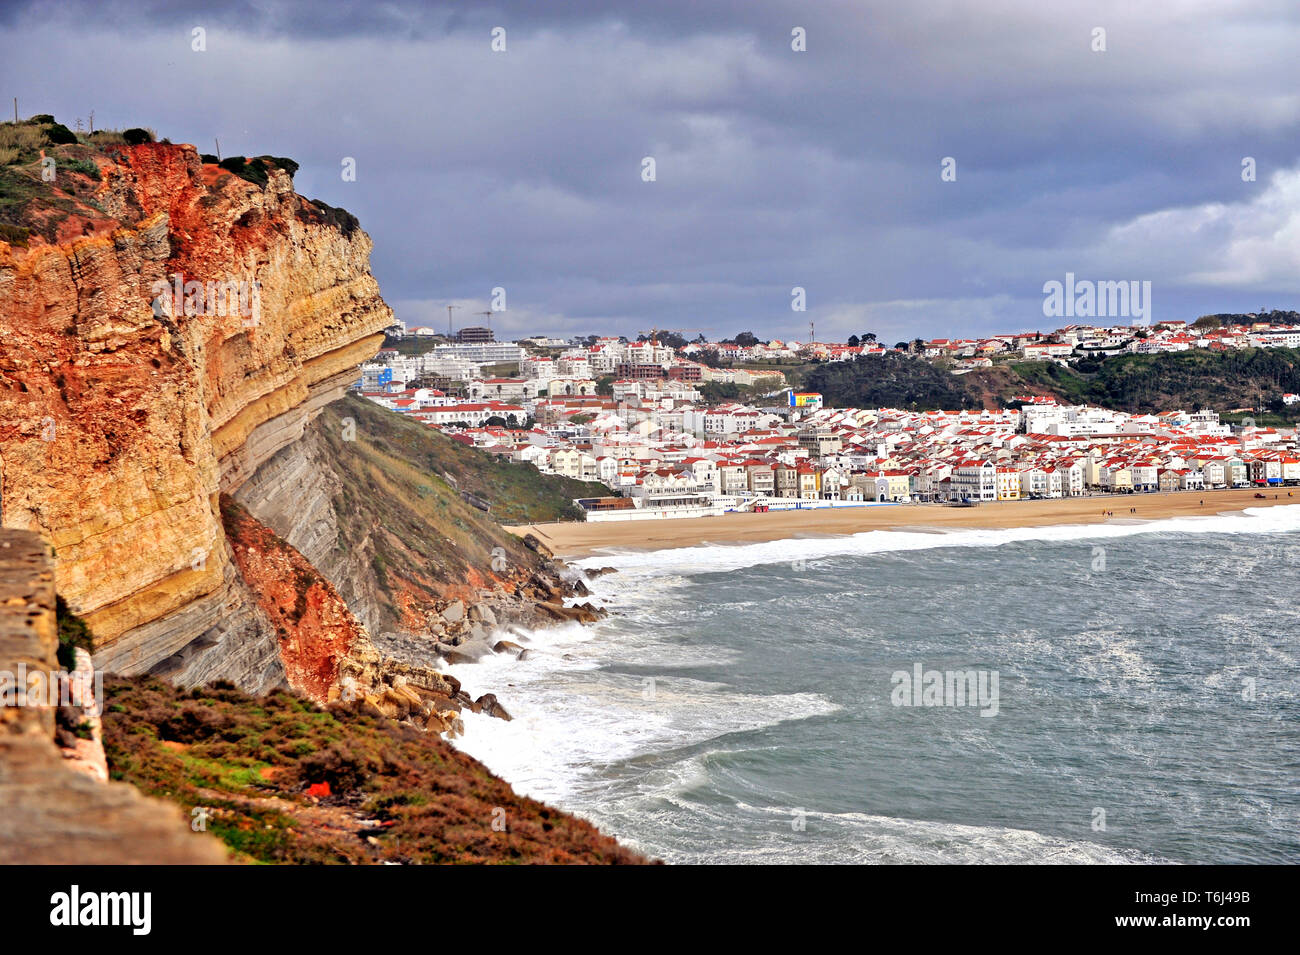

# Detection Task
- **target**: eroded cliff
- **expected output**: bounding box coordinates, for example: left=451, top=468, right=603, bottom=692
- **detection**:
left=0, top=135, right=391, bottom=688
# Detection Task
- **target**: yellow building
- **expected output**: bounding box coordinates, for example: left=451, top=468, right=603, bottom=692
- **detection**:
left=996, top=468, right=1021, bottom=500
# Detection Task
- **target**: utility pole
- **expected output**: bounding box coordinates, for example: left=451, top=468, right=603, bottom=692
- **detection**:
left=214, top=137, right=222, bottom=160
left=13, top=98, right=18, bottom=123
left=446, top=303, right=460, bottom=337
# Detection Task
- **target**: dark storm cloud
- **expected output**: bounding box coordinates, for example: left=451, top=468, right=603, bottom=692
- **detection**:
left=4, top=0, right=1300, bottom=340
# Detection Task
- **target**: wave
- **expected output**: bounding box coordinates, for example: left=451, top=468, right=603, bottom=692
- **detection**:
left=576, top=505, right=1300, bottom=578
left=449, top=655, right=840, bottom=804
left=694, top=803, right=1170, bottom=865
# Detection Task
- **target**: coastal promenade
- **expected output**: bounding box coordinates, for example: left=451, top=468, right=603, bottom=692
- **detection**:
left=511, top=488, right=1297, bottom=557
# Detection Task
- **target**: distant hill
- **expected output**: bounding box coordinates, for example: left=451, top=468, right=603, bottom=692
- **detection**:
left=803, top=352, right=975, bottom=410
left=806, top=347, right=1300, bottom=419
left=990, top=347, right=1300, bottom=415
left=1195, top=309, right=1300, bottom=328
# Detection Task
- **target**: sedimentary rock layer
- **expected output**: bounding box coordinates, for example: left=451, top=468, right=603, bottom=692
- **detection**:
left=0, top=142, right=392, bottom=681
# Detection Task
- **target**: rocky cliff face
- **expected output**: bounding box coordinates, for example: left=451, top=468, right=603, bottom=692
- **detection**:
left=0, top=141, right=391, bottom=688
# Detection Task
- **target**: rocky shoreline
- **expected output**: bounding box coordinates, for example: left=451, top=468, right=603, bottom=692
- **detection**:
left=333, top=534, right=614, bottom=739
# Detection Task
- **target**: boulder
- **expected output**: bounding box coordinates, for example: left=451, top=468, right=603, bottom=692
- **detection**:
left=537, top=601, right=602, bottom=624
left=474, top=693, right=513, bottom=721
left=441, top=600, right=465, bottom=624
left=424, top=709, right=465, bottom=737
left=522, top=534, right=553, bottom=559
left=361, top=694, right=397, bottom=720
left=437, top=646, right=476, bottom=666
left=493, top=640, right=524, bottom=656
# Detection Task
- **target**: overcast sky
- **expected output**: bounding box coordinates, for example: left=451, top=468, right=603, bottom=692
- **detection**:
left=4, top=0, right=1299, bottom=342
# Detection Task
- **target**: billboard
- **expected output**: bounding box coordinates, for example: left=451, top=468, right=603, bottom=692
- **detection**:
left=789, top=391, right=823, bottom=410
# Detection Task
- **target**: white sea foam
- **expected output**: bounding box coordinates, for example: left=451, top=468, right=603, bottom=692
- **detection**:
left=449, top=623, right=840, bottom=804
left=575, top=504, right=1300, bottom=578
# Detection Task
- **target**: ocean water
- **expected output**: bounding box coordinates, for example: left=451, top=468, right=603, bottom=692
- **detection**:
left=449, top=506, right=1300, bottom=864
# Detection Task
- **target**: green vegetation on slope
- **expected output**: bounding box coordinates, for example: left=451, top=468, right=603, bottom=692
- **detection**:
left=803, top=352, right=975, bottom=410
left=102, top=676, right=650, bottom=865
left=330, top=394, right=610, bottom=522
left=308, top=396, right=607, bottom=632
left=1000, top=348, right=1300, bottom=415
left=804, top=346, right=1300, bottom=417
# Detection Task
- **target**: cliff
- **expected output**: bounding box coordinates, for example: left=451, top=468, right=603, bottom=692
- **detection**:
left=236, top=395, right=604, bottom=641
left=0, top=129, right=391, bottom=688
left=0, top=120, right=639, bottom=864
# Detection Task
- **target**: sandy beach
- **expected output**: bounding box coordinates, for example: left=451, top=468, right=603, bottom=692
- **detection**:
left=510, top=488, right=1298, bottom=558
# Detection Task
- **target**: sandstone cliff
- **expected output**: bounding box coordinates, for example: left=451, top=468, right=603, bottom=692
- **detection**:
left=0, top=122, right=642, bottom=864
left=0, top=137, right=391, bottom=688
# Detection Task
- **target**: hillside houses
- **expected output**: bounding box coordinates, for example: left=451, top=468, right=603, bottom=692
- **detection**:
left=356, top=368, right=1300, bottom=515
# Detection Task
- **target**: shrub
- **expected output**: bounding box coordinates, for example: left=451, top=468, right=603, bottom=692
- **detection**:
left=45, top=123, right=77, bottom=145
left=200, top=153, right=219, bottom=164
left=122, top=127, right=154, bottom=145
left=310, top=199, right=358, bottom=237
left=28, top=114, right=54, bottom=124
left=265, top=156, right=299, bottom=178
left=294, top=741, right=382, bottom=792
left=0, top=223, right=31, bottom=246
left=64, top=158, right=100, bottom=181
left=55, top=595, right=94, bottom=669
left=218, top=155, right=268, bottom=187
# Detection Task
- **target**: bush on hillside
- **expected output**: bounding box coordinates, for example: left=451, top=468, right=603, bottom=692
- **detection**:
left=45, top=123, right=77, bottom=145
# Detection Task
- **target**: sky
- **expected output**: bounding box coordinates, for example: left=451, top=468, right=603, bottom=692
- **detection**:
left=3, top=0, right=1300, bottom=343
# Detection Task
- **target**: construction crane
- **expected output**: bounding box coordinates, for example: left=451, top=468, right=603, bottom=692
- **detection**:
left=477, top=309, right=493, bottom=331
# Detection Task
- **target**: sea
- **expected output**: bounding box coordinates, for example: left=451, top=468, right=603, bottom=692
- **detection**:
left=448, top=505, right=1300, bottom=864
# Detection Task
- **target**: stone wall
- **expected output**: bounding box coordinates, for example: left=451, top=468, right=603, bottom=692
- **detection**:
left=0, top=528, right=228, bottom=863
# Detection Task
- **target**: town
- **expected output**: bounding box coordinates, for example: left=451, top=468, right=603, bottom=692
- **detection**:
left=354, top=317, right=1300, bottom=520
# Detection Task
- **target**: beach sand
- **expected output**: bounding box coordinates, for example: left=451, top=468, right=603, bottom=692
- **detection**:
left=509, top=488, right=1298, bottom=558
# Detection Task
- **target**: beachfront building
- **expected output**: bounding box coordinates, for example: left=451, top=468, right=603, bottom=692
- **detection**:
left=952, top=462, right=998, bottom=502
left=995, top=468, right=1021, bottom=500
left=1019, top=467, right=1048, bottom=499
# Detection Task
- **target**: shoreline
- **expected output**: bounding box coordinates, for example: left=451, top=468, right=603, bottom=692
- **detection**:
left=510, top=488, right=1298, bottom=558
